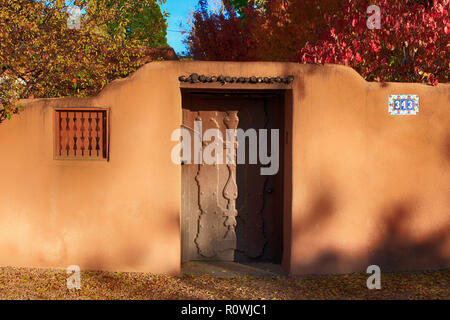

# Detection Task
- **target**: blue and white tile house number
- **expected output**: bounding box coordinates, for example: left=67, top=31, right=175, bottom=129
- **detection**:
left=388, top=95, right=419, bottom=115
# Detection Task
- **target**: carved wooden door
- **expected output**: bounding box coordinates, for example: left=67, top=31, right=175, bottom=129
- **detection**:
left=181, top=92, right=284, bottom=263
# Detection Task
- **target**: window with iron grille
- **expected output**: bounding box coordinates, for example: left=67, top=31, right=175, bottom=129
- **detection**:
left=55, top=108, right=109, bottom=160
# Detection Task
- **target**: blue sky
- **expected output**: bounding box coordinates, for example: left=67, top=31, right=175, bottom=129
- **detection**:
left=65, top=0, right=214, bottom=55
left=162, top=0, right=218, bottom=55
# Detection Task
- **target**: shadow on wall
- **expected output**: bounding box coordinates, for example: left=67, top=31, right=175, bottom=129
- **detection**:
left=368, top=203, right=449, bottom=271
left=444, top=131, right=450, bottom=162
left=292, top=194, right=450, bottom=274
left=295, top=189, right=336, bottom=235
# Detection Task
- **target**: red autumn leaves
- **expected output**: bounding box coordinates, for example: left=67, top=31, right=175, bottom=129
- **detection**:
left=188, top=0, right=449, bottom=85
left=299, top=0, right=449, bottom=85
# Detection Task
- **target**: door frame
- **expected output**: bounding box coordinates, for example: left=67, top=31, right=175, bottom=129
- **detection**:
left=179, top=87, right=293, bottom=275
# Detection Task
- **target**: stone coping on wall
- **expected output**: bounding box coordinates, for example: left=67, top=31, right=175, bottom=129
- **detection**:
left=179, top=73, right=294, bottom=85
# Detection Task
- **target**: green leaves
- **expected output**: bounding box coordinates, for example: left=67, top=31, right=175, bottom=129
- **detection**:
left=0, top=0, right=169, bottom=123
left=389, top=56, right=396, bottom=67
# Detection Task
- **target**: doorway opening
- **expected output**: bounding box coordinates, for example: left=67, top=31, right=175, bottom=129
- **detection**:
left=180, top=89, right=288, bottom=272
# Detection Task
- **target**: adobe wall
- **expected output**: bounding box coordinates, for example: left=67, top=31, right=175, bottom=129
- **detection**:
left=289, top=65, right=449, bottom=274
left=0, top=61, right=448, bottom=275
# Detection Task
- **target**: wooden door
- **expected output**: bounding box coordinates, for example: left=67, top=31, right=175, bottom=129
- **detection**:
left=181, top=92, right=284, bottom=263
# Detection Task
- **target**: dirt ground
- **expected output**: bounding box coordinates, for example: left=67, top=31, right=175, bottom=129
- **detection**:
left=0, top=266, right=448, bottom=300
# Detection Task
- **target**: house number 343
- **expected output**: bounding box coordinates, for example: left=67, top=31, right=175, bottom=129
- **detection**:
left=389, top=94, right=419, bottom=115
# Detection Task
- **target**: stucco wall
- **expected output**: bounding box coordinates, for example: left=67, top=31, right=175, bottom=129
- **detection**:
left=289, top=65, right=450, bottom=274
left=0, top=61, right=448, bottom=275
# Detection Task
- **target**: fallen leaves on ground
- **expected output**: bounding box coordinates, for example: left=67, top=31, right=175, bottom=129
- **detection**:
left=0, top=267, right=447, bottom=300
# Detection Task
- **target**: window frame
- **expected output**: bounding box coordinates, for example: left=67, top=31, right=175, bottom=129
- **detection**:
left=53, top=107, right=110, bottom=161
